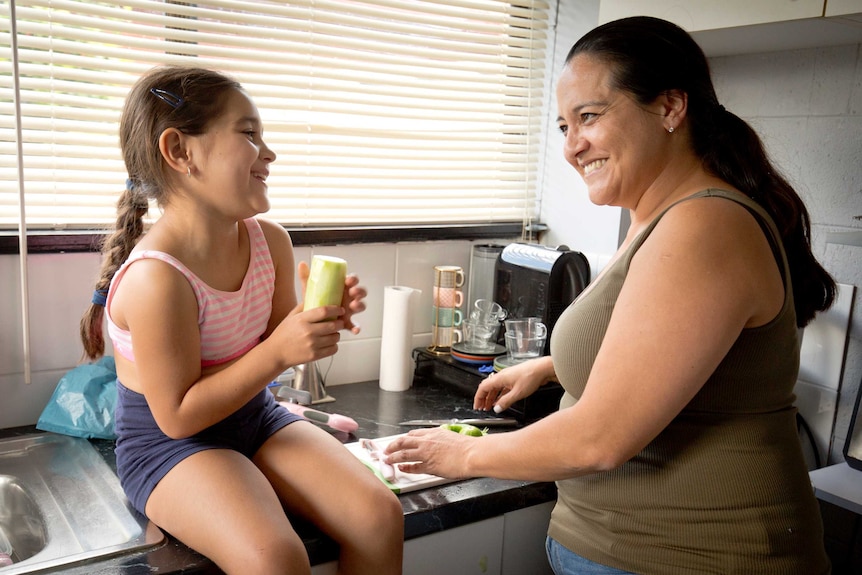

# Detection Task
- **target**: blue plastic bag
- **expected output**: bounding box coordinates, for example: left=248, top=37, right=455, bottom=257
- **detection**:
left=36, top=356, right=118, bottom=440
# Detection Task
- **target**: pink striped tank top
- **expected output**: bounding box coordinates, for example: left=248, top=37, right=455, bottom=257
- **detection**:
left=106, top=218, right=276, bottom=367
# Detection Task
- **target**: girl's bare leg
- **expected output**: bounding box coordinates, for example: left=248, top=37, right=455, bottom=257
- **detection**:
left=145, top=448, right=311, bottom=575
left=254, top=422, right=404, bottom=575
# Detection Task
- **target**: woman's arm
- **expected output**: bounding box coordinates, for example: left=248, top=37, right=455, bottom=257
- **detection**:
left=388, top=196, right=785, bottom=480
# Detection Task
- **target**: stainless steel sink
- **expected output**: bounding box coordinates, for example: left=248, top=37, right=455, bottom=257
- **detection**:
left=0, top=432, right=164, bottom=574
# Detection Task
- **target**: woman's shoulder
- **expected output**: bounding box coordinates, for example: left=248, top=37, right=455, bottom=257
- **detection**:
left=657, top=188, right=763, bottom=237
left=632, top=187, right=780, bottom=282
left=643, top=188, right=784, bottom=285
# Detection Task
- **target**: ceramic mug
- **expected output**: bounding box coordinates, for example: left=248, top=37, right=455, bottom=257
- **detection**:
left=432, top=306, right=463, bottom=327
left=434, top=265, right=465, bottom=289
left=433, top=286, right=463, bottom=308
left=431, top=324, right=462, bottom=348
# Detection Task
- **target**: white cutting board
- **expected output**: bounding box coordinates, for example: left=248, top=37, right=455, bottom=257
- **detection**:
left=344, top=434, right=461, bottom=494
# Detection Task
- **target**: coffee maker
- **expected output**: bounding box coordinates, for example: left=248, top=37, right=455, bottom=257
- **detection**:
left=412, top=242, right=590, bottom=423
left=494, top=243, right=591, bottom=353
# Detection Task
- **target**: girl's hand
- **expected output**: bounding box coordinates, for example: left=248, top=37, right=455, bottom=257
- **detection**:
left=274, top=303, right=345, bottom=367
left=473, top=356, right=554, bottom=413
left=340, top=273, right=367, bottom=334
left=384, top=427, right=476, bottom=479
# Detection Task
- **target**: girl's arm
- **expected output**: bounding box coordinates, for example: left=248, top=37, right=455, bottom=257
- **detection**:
left=114, top=219, right=345, bottom=439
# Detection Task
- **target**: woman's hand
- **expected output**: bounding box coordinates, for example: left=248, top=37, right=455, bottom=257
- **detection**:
left=384, top=427, right=477, bottom=479
left=473, top=356, right=555, bottom=413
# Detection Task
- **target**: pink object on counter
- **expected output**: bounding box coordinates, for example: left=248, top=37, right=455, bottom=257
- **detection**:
left=278, top=401, right=359, bottom=433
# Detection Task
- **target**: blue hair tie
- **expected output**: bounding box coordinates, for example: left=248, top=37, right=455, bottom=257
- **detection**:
left=91, top=289, right=108, bottom=307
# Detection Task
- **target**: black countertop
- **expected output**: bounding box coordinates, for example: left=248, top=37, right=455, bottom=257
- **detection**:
left=2, top=378, right=557, bottom=574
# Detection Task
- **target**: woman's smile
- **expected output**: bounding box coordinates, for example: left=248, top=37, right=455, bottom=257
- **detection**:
left=582, top=158, right=607, bottom=176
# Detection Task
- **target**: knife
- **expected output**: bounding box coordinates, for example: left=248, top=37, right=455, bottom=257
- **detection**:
left=399, top=417, right=519, bottom=427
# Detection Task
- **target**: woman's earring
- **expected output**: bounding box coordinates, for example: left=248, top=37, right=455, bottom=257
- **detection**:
left=667, top=126, right=675, bottom=134
left=187, top=166, right=192, bottom=178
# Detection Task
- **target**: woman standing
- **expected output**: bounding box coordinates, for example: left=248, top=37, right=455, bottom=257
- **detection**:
left=386, top=16, right=834, bottom=574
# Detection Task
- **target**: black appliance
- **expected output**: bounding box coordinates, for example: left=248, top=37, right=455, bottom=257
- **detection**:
left=412, top=242, right=591, bottom=423
left=494, top=242, right=591, bottom=353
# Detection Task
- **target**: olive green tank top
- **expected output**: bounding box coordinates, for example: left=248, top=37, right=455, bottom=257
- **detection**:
left=547, top=189, right=829, bottom=574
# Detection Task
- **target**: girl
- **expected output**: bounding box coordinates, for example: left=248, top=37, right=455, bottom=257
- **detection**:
left=80, top=66, right=403, bottom=575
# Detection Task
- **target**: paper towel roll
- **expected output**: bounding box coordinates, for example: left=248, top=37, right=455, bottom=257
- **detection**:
left=379, top=286, right=421, bottom=392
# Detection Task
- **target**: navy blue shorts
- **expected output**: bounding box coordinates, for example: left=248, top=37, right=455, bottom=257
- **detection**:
left=114, top=381, right=303, bottom=515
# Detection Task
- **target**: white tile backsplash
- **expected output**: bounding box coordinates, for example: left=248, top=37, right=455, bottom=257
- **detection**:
left=0, top=239, right=490, bottom=426
left=394, top=241, right=474, bottom=335
left=28, top=253, right=103, bottom=371
left=307, top=243, right=396, bottom=342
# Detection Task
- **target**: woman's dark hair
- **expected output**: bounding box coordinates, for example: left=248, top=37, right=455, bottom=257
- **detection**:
left=567, top=16, right=835, bottom=327
left=80, top=66, right=242, bottom=360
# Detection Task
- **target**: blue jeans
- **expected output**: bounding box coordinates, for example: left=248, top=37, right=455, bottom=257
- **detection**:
left=545, top=537, right=638, bottom=575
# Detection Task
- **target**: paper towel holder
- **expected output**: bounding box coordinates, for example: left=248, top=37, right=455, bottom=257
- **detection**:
left=292, top=361, right=335, bottom=404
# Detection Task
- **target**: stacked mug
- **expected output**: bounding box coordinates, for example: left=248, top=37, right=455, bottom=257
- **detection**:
left=429, top=265, right=464, bottom=353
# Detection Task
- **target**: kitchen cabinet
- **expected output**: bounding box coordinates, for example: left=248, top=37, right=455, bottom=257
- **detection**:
left=400, top=502, right=555, bottom=575
left=501, top=502, right=555, bottom=575
left=312, top=518, right=504, bottom=575
left=312, top=502, right=555, bottom=575
left=598, top=1, right=862, bottom=56
left=600, top=0, right=824, bottom=30
left=404, top=516, right=504, bottom=575
left=827, top=0, right=862, bottom=16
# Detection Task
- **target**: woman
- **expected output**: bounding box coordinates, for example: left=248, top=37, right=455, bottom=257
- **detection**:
left=386, top=16, right=834, bottom=575
left=80, top=66, right=403, bottom=575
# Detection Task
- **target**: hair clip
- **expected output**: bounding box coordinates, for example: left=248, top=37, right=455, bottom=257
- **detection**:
left=149, top=87, right=184, bottom=109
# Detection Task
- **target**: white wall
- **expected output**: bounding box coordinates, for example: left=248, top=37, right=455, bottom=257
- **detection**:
left=538, top=0, right=622, bottom=271
left=710, top=46, right=862, bottom=462
left=2, top=1, right=860, bottom=467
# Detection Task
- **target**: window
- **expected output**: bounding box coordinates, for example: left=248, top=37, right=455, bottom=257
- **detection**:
left=0, top=0, right=550, bottom=231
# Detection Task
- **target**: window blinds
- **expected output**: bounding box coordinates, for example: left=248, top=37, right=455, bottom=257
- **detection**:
left=0, top=0, right=549, bottom=230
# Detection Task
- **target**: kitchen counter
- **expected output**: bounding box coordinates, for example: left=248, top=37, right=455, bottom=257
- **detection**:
left=2, top=379, right=556, bottom=574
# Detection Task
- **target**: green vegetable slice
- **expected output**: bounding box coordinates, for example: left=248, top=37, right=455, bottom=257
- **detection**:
left=440, top=423, right=487, bottom=436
